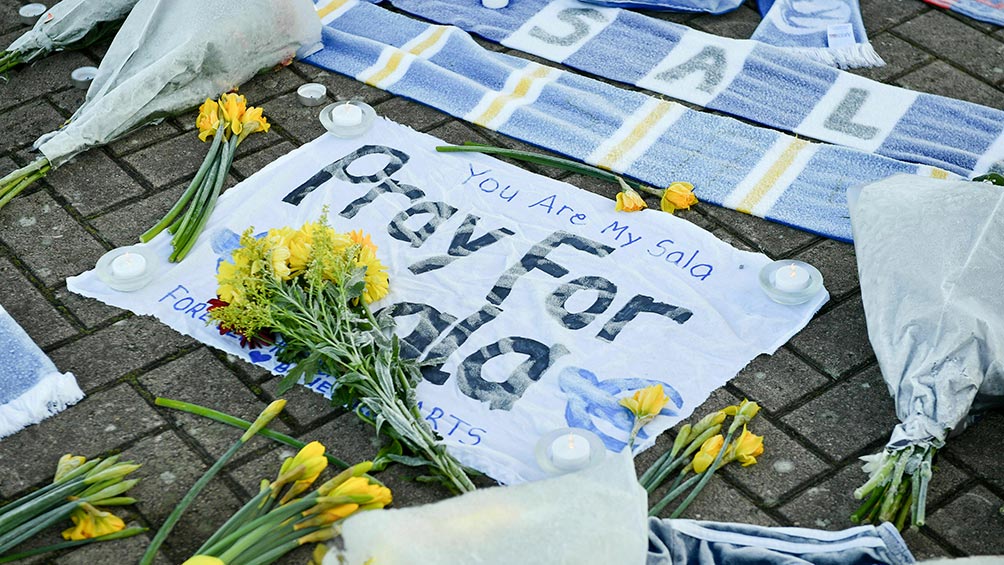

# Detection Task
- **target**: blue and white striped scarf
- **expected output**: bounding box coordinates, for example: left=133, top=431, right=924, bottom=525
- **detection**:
left=305, top=0, right=956, bottom=242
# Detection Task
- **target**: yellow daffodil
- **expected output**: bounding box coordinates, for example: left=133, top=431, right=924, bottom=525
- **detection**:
left=356, top=246, right=390, bottom=304
left=620, top=385, right=669, bottom=424
left=692, top=434, right=725, bottom=474
left=196, top=98, right=221, bottom=142
left=329, top=476, right=393, bottom=508
left=660, top=181, right=698, bottom=213
left=732, top=425, right=764, bottom=467
left=241, top=105, right=270, bottom=136
left=219, top=93, right=247, bottom=137
left=724, top=399, right=761, bottom=430
left=61, top=503, right=125, bottom=540
left=278, top=441, right=329, bottom=503
left=54, top=454, right=87, bottom=482
left=615, top=188, right=647, bottom=212
left=181, top=557, right=225, bottom=565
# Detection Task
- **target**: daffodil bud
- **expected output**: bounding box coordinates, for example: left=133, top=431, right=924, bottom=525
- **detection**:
left=84, top=463, right=141, bottom=485
left=298, top=527, right=336, bottom=545
left=181, top=556, right=226, bottom=565
left=83, top=478, right=140, bottom=503
left=670, top=424, right=692, bottom=458
left=54, top=454, right=87, bottom=483
left=317, top=461, right=373, bottom=496
left=242, top=400, right=286, bottom=441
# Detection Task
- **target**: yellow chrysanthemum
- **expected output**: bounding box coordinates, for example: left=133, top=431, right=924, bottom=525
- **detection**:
left=196, top=98, right=221, bottom=142
left=692, top=434, right=725, bottom=474
left=615, top=188, right=647, bottom=212
left=356, top=246, right=389, bottom=304
left=219, top=93, right=247, bottom=137
left=660, top=181, right=698, bottom=214
left=217, top=250, right=253, bottom=304
left=732, top=425, right=764, bottom=467
left=349, top=229, right=378, bottom=254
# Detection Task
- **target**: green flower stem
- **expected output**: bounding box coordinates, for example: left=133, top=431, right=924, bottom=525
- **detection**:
left=0, top=478, right=88, bottom=536
left=435, top=144, right=662, bottom=197
left=140, top=403, right=282, bottom=565
left=894, top=491, right=913, bottom=531
left=234, top=537, right=302, bottom=565
left=643, top=425, right=721, bottom=493
left=850, top=483, right=886, bottom=524
left=914, top=448, right=934, bottom=527
left=668, top=427, right=738, bottom=519
left=0, top=165, right=50, bottom=210
left=0, top=500, right=79, bottom=552
left=196, top=488, right=272, bottom=554
left=141, top=125, right=225, bottom=242
left=854, top=456, right=896, bottom=499
left=649, top=470, right=702, bottom=517
left=171, top=135, right=237, bottom=262
left=0, top=527, right=147, bottom=563
left=155, top=397, right=349, bottom=469
left=201, top=496, right=319, bottom=557
left=878, top=449, right=912, bottom=523
left=171, top=148, right=225, bottom=256
left=0, top=51, right=22, bottom=74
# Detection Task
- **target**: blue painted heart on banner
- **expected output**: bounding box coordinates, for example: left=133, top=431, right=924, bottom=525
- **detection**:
left=248, top=350, right=272, bottom=364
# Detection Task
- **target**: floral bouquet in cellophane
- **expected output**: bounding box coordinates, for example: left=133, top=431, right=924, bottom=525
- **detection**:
left=208, top=213, right=475, bottom=494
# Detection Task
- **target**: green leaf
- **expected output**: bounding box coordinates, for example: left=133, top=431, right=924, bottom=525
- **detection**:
left=372, top=439, right=404, bottom=472
left=344, top=268, right=367, bottom=301
left=277, top=353, right=321, bottom=395
left=385, top=454, right=431, bottom=468
left=973, top=172, right=1004, bottom=186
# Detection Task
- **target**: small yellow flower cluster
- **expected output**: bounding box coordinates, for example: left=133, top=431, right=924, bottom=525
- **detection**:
left=196, top=93, right=270, bottom=142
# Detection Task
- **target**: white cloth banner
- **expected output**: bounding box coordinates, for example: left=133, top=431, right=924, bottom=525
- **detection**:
left=68, top=119, right=826, bottom=483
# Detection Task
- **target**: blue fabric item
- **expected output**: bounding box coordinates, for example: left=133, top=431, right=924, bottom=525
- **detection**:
left=577, top=0, right=743, bottom=15
left=376, top=0, right=1004, bottom=178
left=0, top=304, right=83, bottom=439
left=647, top=518, right=916, bottom=565
left=304, top=1, right=953, bottom=242
left=750, top=0, right=883, bottom=69
left=924, top=0, right=1004, bottom=27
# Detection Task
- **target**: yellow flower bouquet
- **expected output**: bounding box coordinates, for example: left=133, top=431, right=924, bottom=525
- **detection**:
left=206, top=212, right=475, bottom=494
left=141, top=93, right=270, bottom=262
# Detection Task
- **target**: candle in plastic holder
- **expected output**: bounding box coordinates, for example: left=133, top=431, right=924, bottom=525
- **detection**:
left=319, top=101, right=376, bottom=138
left=95, top=245, right=157, bottom=292
left=759, top=260, right=823, bottom=305
left=19, top=3, right=47, bottom=26
left=534, top=427, right=605, bottom=476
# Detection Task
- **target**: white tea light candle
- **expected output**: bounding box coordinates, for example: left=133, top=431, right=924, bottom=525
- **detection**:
left=296, top=83, right=327, bottom=107
left=19, top=3, right=46, bottom=25
left=110, top=252, right=147, bottom=278
left=70, top=66, right=98, bottom=90
left=550, top=433, right=591, bottom=471
left=773, top=263, right=810, bottom=292
left=758, top=260, right=824, bottom=305
left=482, top=0, right=510, bottom=8
left=330, top=103, right=363, bottom=127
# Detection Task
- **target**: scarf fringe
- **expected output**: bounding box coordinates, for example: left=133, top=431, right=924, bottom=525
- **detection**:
left=782, top=42, right=886, bottom=69
left=0, top=371, right=84, bottom=440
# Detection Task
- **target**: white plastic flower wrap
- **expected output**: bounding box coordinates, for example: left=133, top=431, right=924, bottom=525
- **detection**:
left=322, top=450, right=648, bottom=565
left=846, top=174, right=1004, bottom=529
left=0, top=0, right=321, bottom=210
left=2, top=0, right=139, bottom=72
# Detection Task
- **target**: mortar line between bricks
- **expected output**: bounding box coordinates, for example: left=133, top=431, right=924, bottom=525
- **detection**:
left=886, top=28, right=1004, bottom=98
left=0, top=239, right=89, bottom=333
left=936, top=448, right=1004, bottom=502
left=861, top=5, right=934, bottom=36
left=39, top=181, right=117, bottom=250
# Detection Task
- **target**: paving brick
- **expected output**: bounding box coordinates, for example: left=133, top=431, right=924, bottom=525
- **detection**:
left=926, top=485, right=1004, bottom=555
left=49, top=315, right=195, bottom=390
left=0, top=189, right=106, bottom=286
left=690, top=4, right=762, bottom=39
left=308, top=412, right=386, bottom=470
left=944, top=410, right=1004, bottom=492
left=108, top=122, right=183, bottom=157
left=853, top=32, right=934, bottom=84
left=894, top=11, right=1004, bottom=84
left=778, top=456, right=970, bottom=530
left=122, top=133, right=206, bottom=189
left=47, top=87, right=86, bottom=116
left=699, top=204, right=820, bottom=258
left=231, top=140, right=298, bottom=179
left=721, top=416, right=830, bottom=507
left=652, top=475, right=779, bottom=525
left=259, top=373, right=339, bottom=429
left=156, top=477, right=244, bottom=562
left=0, top=257, right=76, bottom=347
left=0, top=98, right=66, bottom=151
left=45, top=149, right=143, bottom=215
left=374, top=97, right=451, bottom=133
left=261, top=91, right=329, bottom=145
left=57, top=531, right=173, bottom=565
left=139, top=348, right=291, bottom=458
left=788, top=296, right=873, bottom=378
left=54, top=284, right=126, bottom=328
left=89, top=184, right=184, bottom=246
left=0, top=45, right=92, bottom=113
left=781, top=365, right=899, bottom=461
left=793, top=239, right=859, bottom=299
left=237, top=66, right=304, bottom=105
left=861, top=0, right=929, bottom=35
left=731, top=349, right=830, bottom=413
left=899, top=529, right=951, bottom=561
left=0, top=3, right=21, bottom=35
left=0, top=384, right=165, bottom=495
left=292, top=61, right=392, bottom=105
left=897, top=61, right=1004, bottom=110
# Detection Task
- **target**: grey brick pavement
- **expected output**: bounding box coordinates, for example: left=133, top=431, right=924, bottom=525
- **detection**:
left=1, top=0, right=1003, bottom=562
